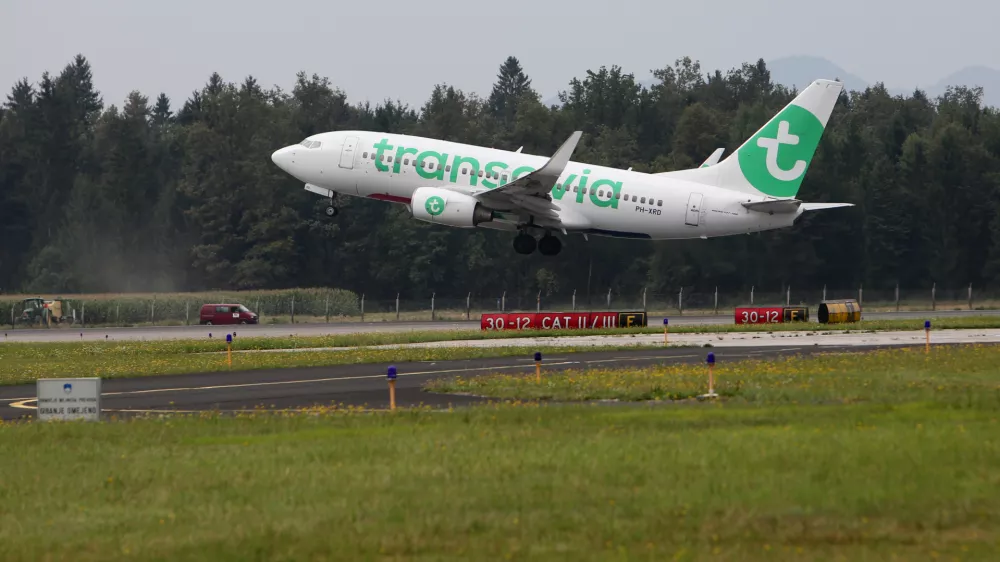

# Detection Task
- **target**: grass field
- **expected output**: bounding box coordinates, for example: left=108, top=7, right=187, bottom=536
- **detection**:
left=0, top=340, right=664, bottom=386
left=2, top=316, right=998, bottom=386
left=426, top=343, right=1000, bottom=405
left=2, top=344, right=999, bottom=560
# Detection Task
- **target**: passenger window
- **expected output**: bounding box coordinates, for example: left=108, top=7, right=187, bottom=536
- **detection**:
left=403, top=158, right=409, bottom=165
left=502, top=174, right=508, bottom=182
left=387, top=156, right=393, bottom=162
left=462, top=168, right=467, bottom=175
left=657, top=200, right=663, bottom=206
left=363, top=152, right=368, bottom=158
left=446, top=165, right=451, bottom=172
left=372, top=153, right=376, bottom=160
left=573, top=186, right=578, bottom=193
left=478, top=170, right=483, bottom=177
left=556, top=184, right=562, bottom=189
left=615, top=193, right=620, bottom=199
left=632, top=195, right=637, bottom=202
left=598, top=190, right=605, bottom=197
left=641, top=197, right=646, bottom=204
left=380, top=155, right=385, bottom=161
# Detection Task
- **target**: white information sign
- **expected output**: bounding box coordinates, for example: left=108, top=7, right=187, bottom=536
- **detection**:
left=36, top=378, right=102, bottom=421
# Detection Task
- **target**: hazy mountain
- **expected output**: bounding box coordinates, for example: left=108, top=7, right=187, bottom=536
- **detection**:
left=925, top=65, right=1000, bottom=106
left=542, top=56, right=1000, bottom=108
left=766, top=55, right=870, bottom=93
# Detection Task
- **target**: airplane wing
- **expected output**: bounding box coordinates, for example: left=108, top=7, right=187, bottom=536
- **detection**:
left=472, top=131, right=584, bottom=228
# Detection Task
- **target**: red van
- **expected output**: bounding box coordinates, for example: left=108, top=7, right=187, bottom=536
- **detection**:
left=200, top=303, right=258, bottom=325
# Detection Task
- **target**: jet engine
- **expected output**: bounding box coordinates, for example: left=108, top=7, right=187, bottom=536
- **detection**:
left=410, top=187, right=495, bottom=228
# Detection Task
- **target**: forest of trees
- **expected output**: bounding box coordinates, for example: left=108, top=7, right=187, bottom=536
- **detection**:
left=1, top=54, right=999, bottom=301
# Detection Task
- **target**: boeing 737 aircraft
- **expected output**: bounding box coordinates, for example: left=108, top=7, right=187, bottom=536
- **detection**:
left=271, top=79, right=852, bottom=256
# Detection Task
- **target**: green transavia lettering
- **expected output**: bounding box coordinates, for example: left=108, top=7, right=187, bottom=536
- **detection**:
left=372, top=138, right=623, bottom=209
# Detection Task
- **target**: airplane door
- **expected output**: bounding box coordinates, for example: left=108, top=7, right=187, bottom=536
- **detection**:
left=685, top=192, right=703, bottom=226
left=339, top=136, right=359, bottom=169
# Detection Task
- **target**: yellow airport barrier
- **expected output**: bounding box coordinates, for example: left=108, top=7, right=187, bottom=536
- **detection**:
left=818, top=299, right=861, bottom=324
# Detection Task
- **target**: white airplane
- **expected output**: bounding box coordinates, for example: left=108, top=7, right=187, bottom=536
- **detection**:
left=271, top=79, right=852, bottom=256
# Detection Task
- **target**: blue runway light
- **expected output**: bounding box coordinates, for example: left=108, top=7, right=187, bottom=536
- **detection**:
left=534, top=351, right=542, bottom=362
left=387, top=365, right=397, bottom=380
left=924, top=320, right=931, bottom=329
left=663, top=318, right=669, bottom=325
left=707, top=352, right=715, bottom=364
left=226, top=334, right=232, bottom=343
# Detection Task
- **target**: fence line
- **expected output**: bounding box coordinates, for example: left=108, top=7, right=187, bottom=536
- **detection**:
left=2, top=283, right=996, bottom=329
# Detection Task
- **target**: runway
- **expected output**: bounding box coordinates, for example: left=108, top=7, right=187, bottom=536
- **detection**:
left=2, top=309, right=996, bottom=342
left=0, top=342, right=941, bottom=420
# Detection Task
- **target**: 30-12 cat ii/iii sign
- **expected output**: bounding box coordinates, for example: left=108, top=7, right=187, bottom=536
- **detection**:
left=481, top=312, right=647, bottom=331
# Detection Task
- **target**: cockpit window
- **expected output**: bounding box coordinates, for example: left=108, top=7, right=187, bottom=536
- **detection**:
left=298, top=140, right=322, bottom=149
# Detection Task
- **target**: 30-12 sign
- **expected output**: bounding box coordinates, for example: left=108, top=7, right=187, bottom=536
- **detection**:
left=734, top=307, right=784, bottom=325
left=734, top=306, right=809, bottom=325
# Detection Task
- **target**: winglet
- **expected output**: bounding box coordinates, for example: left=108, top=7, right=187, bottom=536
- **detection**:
left=700, top=147, right=725, bottom=167
left=515, top=146, right=523, bottom=153
left=536, top=131, right=582, bottom=178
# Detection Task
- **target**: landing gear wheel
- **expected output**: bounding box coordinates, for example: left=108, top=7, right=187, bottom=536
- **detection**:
left=325, top=206, right=338, bottom=217
left=513, top=233, right=537, bottom=255
left=538, top=234, right=562, bottom=256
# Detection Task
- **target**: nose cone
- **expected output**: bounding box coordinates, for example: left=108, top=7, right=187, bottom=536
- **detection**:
left=271, top=146, right=295, bottom=172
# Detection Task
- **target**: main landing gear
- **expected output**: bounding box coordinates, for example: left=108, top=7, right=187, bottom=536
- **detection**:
left=513, top=231, right=562, bottom=256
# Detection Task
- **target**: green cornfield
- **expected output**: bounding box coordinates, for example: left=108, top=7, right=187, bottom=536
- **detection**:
left=0, top=288, right=359, bottom=325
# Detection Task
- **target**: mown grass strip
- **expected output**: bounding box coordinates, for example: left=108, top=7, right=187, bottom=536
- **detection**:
left=427, top=343, right=1000, bottom=407
left=0, top=344, right=664, bottom=386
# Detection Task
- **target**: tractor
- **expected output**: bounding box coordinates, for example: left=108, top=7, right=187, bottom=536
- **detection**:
left=17, top=297, right=74, bottom=326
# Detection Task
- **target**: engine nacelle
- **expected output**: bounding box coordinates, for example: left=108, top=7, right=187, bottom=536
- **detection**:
left=410, top=187, right=495, bottom=228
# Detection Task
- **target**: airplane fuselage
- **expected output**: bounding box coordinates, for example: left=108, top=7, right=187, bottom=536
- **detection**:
left=274, top=131, right=799, bottom=240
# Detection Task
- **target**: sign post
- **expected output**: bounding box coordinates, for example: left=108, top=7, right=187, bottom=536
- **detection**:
left=924, top=320, right=931, bottom=353
left=226, top=333, right=233, bottom=367
left=699, top=353, right=718, bottom=400
left=36, top=378, right=101, bottom=422
left=387, top=365, right=397, bottom=410
left=534, top=352, right=542, bottom=383
left=663, top=318, right=669, bottom=345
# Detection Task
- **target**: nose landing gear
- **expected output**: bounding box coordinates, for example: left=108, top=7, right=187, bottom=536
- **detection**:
left=325, top=194, right=339, bottom=218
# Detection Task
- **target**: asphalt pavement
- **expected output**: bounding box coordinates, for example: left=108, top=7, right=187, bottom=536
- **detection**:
left=0, top=342, right=919, bottom=420
left=2, top=308, right=996, bottom=342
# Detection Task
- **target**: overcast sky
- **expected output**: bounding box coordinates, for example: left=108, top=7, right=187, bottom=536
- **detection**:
left=4, top=0, right=999, bottom=110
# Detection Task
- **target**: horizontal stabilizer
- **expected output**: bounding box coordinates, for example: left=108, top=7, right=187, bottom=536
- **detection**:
left=741, top=198, right=802, bottom=214
left=800, top=202, right=855, bottom=211
left=742, top=199, right=855, bottom=214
